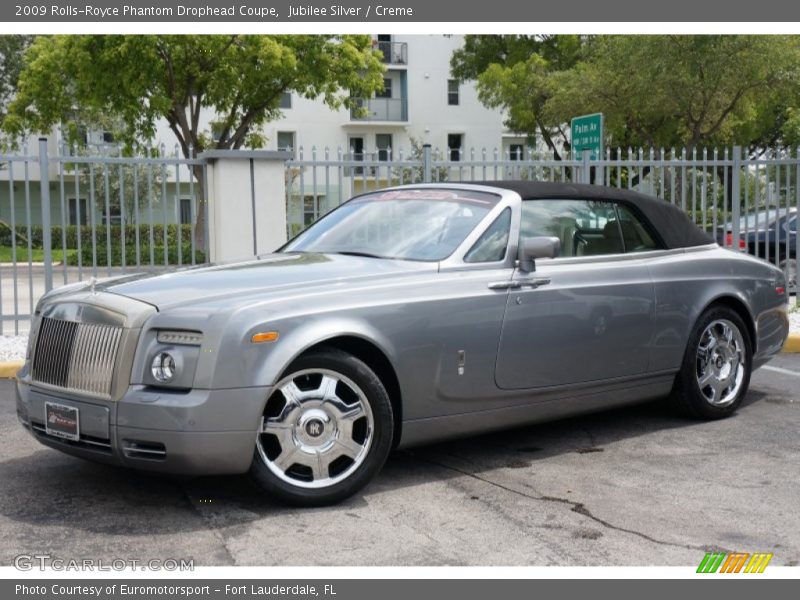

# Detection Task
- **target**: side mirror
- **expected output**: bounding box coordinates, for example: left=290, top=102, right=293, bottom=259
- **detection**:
left=518, top=236, right=560, bottom=273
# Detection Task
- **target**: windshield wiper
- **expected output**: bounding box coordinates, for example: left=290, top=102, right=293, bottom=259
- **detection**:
left=332, top=251, right=386, bottom=259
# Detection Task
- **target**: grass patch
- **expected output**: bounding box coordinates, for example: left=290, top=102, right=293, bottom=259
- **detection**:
left=0, top=246, right=76, bottom=264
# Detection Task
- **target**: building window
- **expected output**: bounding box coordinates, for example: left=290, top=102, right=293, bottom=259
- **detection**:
left=376, top=134, right=392, bottom=161
left=211, top=122, right=224, bottom=142
left=348, top=136, right=365, bottom=175
left=180, top=198, right=193, bottom=225
left=303, top=195, right=325, bottom=226
left=376, top=78, right=392, bottom=99
left=102, top=131, right=115, bottom=143
left=376, top=34, right=392, bottom=62
left=280, top=92, right=292, bottom=109
left=448, top=80, right=460, bottom=106
left=277, top=131, right=296, bottom=158
left=74, top=126, right=88, bottom=147
left=448, top=133, right=463, bottom=161
left=510, top=144, right=524, bottom=161
left=68, top=198, right=88, bottom=226
left=102, top=210, right=121, bottom=226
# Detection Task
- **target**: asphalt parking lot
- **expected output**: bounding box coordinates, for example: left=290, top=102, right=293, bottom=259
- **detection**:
left=1, top=355, right=798, bottom=567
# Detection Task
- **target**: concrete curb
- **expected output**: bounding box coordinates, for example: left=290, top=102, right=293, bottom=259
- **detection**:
left=783, top=332, right=800, bottom=353
left=0, top=361, right=23, bottom=379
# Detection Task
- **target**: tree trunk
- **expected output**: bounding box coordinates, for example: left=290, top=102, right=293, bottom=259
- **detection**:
left=715, top=166, right=734, bottom=212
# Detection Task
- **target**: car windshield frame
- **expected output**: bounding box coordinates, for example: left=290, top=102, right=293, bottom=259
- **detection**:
left=281, top=188, right=503, bottom=262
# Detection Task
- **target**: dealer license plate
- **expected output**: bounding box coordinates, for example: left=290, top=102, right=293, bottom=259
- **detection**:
left=44, top=402, right=80, bottom=441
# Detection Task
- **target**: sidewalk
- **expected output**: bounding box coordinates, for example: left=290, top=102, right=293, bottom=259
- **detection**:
left=787, top=306, right=800, bottom=352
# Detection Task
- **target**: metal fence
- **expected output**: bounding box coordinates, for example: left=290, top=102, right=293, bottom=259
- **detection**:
left=0, top=139, right=208, bottom=333
left=287, top=144, right=799, bottom=302
left=2, top=141, right=797, bottom=333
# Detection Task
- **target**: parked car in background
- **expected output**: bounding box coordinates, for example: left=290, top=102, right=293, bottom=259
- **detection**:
left=716, top=208, right=797, bottom=290
left=16, top=183, right=790, bottom=506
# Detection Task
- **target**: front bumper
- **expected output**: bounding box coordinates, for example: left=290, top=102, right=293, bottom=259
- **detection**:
left=16, top=378, right=272, bottom=475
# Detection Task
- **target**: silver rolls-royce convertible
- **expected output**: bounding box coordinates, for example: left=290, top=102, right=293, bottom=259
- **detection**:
left=16, top=182, right=790, bottom=505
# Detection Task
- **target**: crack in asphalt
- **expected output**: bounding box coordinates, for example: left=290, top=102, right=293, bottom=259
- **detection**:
left=181, top=488, right=239, bottom=567
left=411, top=451, right=731, bottom=555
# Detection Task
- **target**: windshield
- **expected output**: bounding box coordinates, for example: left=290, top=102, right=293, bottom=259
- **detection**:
left=283, top=189, right=501, bottom=261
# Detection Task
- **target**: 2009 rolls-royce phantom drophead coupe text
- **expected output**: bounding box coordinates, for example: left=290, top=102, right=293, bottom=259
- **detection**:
left=16, top=182, right=789, bottom=505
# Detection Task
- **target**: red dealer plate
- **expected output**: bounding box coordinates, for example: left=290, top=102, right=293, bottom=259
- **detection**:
left=45, top=402, right=80, bottom=441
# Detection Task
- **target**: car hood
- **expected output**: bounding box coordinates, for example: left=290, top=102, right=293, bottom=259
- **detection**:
left=97, top=252, right=437, bottom=310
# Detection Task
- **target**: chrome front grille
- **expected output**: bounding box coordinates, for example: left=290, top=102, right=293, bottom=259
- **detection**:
left=32, top=317, right=123, bottom=399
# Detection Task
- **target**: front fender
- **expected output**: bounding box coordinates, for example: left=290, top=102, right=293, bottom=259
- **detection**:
left=205, top=312, right=399, bottom=389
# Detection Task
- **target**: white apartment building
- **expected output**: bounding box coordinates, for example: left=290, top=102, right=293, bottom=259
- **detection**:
left=151, top=34, right=528, bottom=162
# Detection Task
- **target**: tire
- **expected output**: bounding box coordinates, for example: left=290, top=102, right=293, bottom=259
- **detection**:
left=669, top=306, right=752, bottom=420
left=249, top=348, right=394, bottom=506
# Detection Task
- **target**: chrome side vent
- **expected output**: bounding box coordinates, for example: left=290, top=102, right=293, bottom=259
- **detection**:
left=121, top=439, right=167, bottom=461
left=32, top=317, right=123, bottom=399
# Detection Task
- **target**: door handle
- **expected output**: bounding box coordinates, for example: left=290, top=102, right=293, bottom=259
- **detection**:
left=487, top=278, right=551, bottom=290
left=519, top=277, right=551, bottom=288
left=487, top=281, right=522, bottom=290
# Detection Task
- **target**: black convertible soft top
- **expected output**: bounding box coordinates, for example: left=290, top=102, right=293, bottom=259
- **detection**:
left=475, top=181, right=714, bottom=250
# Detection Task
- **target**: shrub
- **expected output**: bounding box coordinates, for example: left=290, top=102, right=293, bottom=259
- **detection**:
left=67, top=240, right=204, bottom=267
left=0, top=224, right=196, bottom=250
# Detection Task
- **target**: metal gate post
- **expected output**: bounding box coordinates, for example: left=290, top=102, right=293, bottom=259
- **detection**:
left=582, top=151, right=592, bottom=184
left=38, top=138, right=53, bottom=292
left=731, top=146, right=742, bottom=250
left=595, top=157, right=604, bottom=187
left=422, top=144, right=432, bottom=183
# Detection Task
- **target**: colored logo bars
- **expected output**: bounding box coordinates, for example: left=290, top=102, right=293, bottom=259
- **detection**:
left=697, top=552, right=773, bottom=573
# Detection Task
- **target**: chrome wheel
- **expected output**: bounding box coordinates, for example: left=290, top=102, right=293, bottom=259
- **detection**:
left=256, top=369, right=374, bottom=489
left=695, top=319, right=746, bottom=407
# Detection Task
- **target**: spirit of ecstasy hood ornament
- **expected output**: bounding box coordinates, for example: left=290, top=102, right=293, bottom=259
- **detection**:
left=89, top=277, right=97, bottom=295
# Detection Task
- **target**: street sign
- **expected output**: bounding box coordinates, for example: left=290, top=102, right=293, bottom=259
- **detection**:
left=571, top=113, right=604, bottom=160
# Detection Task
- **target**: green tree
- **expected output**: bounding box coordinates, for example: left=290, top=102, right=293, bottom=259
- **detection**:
left=457, top=35, right=800, bottom=157
left=456, top=35, right=800, bottom=207
left=450, top=35, right=584, bottom=158
left=0, top=35, right=33, bottom=148
left=541, top=36, right=800, bottom=205
left=542, top=36, right=800, bottom=154
left=5, top=35, right=386, bottom=245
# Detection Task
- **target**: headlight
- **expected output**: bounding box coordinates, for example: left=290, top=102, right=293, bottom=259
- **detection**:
left=156, top=330, right=203, bottom=346
left=151, top=352, right=177, bottom=383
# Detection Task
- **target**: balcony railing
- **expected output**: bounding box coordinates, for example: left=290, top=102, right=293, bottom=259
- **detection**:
left=375, top=41, right=408, bottom=65
left=350, top=97, right=408, bottom=122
